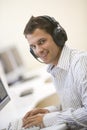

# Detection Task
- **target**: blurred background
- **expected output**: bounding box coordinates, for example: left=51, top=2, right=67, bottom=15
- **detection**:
left=0, top=0, right=87, bottom=86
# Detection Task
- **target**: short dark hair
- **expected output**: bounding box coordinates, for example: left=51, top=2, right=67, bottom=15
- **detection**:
left=24, top=15, right=67, bottom=47
left=24, top=16, right=56, bottom=37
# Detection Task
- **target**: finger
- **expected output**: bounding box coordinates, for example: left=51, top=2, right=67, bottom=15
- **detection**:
left=23, top=116, right=35, bottom=127
left=23, top=117, right=41, bottom=129
left=23, top=111, right=31, bottom=119
left=23, top=114, right=42, bottom=127
left=29, top=109, right=40, bottom=116
left=23, top=109, right=38, bottom=118
left=24, top=120, right=38, bottom=129
left=23, top=109, right=34, bottom=120
left=29, top=108, right=47, bottom=116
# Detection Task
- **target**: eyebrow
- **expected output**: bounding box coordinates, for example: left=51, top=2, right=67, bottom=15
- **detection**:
left=30, top=37, right=46, bottom=48
left=34, top=38, right=45, bottom=45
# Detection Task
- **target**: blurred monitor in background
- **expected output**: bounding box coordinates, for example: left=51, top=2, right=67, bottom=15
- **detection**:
left=0, top=46, right=28, bottom=86
left=0, top=46, right=23, bottom=74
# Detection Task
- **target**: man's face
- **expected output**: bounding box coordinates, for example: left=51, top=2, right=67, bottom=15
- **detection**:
left=26, top=28, right=62, bottom=65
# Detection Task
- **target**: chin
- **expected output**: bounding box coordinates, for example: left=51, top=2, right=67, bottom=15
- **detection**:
left=41, top=57, right=51, bottom=64
left=43, top=60, right=50, bottom=64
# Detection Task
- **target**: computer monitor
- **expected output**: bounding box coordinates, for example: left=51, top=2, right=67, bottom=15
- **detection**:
left=0, top=75, right=10, bottom=111
left=0, top=46, right=26, bottom=86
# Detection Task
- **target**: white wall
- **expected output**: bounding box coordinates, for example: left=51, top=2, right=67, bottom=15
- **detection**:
left=0, top=0, right=87, bottom=70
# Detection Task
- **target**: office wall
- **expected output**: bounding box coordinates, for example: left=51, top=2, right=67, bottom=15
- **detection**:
left=0, top=0, right=87, bottom=70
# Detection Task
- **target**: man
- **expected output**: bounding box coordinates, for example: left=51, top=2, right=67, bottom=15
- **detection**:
left=22, top=15, right=87, bottom=130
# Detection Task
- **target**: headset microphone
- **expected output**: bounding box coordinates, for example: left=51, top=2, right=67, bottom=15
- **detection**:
left=30, top=48, right=45, bottom=63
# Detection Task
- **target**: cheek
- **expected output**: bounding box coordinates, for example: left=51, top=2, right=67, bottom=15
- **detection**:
left=50, top=44, right=58, bottom=53
left=44, top=40, right=59, bottom=54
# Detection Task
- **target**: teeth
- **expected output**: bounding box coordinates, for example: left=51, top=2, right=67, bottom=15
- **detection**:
left=40, top=51, right=48, bottom=59
left=41, top=53, right=47, bottom=58
left=42, top=52, right=48, bottom=57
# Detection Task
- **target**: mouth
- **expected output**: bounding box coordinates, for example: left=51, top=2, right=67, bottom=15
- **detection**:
left=40, top=51, right=48, bottom=60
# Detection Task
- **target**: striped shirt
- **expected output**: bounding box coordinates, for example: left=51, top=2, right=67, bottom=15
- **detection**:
left=43, top=45, right=87, bottom=129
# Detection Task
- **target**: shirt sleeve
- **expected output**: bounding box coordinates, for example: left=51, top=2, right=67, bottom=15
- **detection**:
left=44, top=104, right=61, bottom=112
left=43, top=107, right=87, bottom=128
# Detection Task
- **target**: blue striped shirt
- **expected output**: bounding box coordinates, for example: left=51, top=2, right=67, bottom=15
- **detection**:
left=43, top=45, right=87, bottom=129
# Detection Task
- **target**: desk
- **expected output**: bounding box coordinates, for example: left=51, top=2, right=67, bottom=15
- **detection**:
left=0, top=69, right=56, bottom=129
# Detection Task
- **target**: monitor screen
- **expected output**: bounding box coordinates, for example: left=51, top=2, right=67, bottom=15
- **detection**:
left=0, top=77, right=10, bottom=111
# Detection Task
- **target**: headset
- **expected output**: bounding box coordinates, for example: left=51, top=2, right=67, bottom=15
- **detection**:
left=30, top=15, right=68, bottom=62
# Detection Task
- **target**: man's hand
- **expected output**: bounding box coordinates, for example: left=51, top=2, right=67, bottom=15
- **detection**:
left=22, top=108, right=49, bottom=128
left=23, top=113, right=44, bottom=128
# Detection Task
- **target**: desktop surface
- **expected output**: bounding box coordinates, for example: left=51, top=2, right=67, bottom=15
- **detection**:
left=0, top=67, right=56, bottom=130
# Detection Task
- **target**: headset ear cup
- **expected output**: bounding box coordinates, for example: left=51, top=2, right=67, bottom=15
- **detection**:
left=41, top=15, right=67, bottom=47
left=53, top=27, right=67, bottom=47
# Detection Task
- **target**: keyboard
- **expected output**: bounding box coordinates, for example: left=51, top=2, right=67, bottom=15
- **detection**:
left=6, top=119, right=67, bottom=130
left=7, top=119, right=40, bottom=130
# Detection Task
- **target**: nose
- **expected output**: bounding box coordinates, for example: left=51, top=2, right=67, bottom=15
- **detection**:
left=35, top=45, right=43, bottom=55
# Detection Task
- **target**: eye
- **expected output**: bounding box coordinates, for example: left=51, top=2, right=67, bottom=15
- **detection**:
left=30, top=45, right=36, bottom=50
left=39, top=39, right=46, bottom=45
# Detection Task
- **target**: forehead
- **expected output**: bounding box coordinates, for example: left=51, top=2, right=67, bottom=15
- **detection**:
left=26, top=28, right=49, bottom=45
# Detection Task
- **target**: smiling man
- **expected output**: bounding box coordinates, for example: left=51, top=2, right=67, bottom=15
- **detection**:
left=22, top=15, right=87, bottom=130
left=26, top=28, right=61, bottom=65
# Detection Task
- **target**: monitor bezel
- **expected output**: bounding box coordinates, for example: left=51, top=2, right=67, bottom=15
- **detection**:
left=0, top=75, right=10, bottom=111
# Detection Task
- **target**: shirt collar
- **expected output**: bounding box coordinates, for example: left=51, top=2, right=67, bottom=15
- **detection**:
left=57, top=45, right=71, bottom=71
left=47, top=45, right=71, bottom=72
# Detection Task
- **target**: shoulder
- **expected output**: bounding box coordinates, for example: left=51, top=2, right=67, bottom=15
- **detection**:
left=70, top=50, right=87, bottom=83
left=71, top=51, right=87, bottom=69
